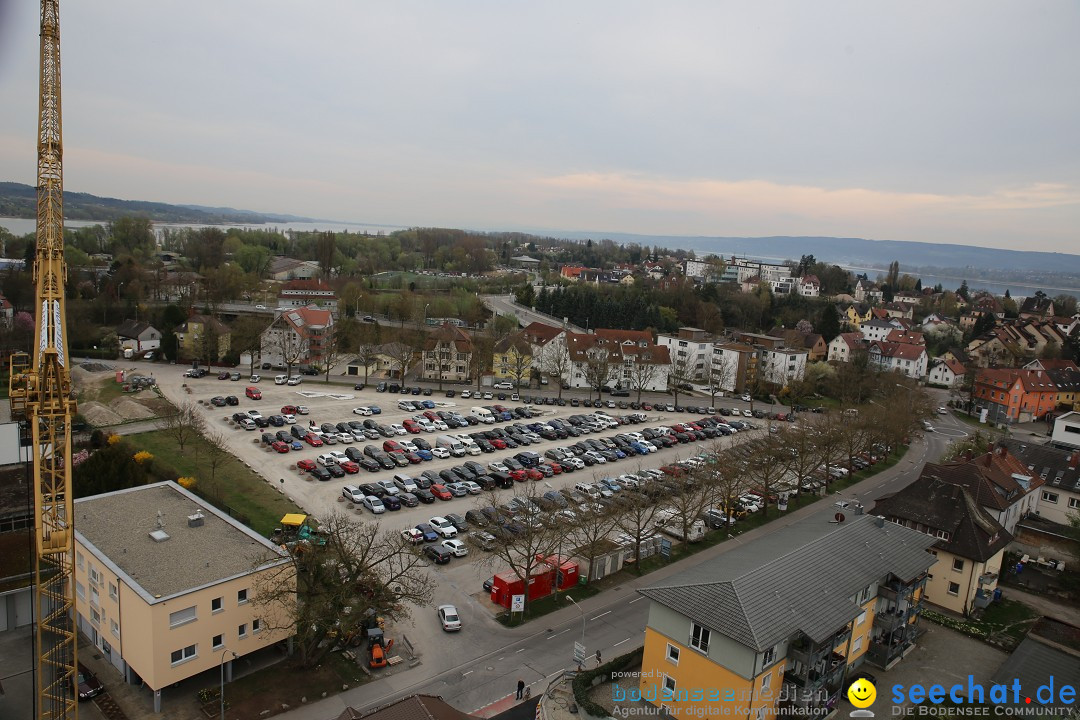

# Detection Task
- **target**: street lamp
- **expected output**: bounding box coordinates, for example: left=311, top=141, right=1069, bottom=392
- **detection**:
left=566, top=595, right=586, bottom=670
left=220, top=647, right=238, bottom=720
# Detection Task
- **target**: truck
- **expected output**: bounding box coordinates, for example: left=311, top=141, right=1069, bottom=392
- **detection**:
left=654, top=509, right=706, bottom=543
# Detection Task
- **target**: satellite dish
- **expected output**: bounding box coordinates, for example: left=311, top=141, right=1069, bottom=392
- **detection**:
left=834, top=512, right=845, bottom=523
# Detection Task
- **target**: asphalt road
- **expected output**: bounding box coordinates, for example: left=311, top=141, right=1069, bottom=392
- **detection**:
left=479, top=294, right=586, bottom=334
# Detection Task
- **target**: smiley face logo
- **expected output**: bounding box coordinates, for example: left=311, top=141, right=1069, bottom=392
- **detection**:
left=848, top=677, right=876, bottom=709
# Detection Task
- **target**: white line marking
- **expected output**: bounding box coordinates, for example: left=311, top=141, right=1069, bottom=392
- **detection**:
left=614, top=638, right=630, bottom=646
left=591, top=611, right=611, bottom=620
left=628, top=596, right=645, bottom=604
left=516, top=648, right=525, bottom=653
left=462, top=670, right=474, bottom=676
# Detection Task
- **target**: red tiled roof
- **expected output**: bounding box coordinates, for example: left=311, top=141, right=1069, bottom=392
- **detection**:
left=522, top=322, right=562, bottom=346
left=281, top=279, right=334, bottom=292
left=870, top=341, right=925, bottom=360
left=884, top=329, right=925, bottom=345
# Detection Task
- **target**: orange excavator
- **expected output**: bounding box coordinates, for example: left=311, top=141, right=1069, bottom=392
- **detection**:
left=366, top=627, right=394, bottom=669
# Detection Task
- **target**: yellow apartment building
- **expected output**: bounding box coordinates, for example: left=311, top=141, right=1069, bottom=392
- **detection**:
left=635, top=510, right=937, bottom=719
left=73, top=482, right=295, bottom=713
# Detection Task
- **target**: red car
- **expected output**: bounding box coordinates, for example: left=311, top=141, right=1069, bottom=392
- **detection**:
left=423, top=411, right=439, bottom=422
left=271, top=440, right=290, bottom=453
left=296, top=459, right=316, bottom=471
left=402, top=451, right=422, bottom=464
left=383, top=440, right=404, bottom=453
left=281, top=405, right=299, bottom=415
left=509, top=469, right=527, bottom=482
left=524, top=468, right=543, bottom=481
left=430, top=484, right=453, bottom=500
left=641, top=403, right=653, bottom=411
left=304, top=433, right=324, bottom=447
left=339, top=460, right=360, bottom=474
left=403, top=419, right=421, bottom=434
left=490, top=438, right=507, bottom=450
left=544, top=462, right=562, bottom=475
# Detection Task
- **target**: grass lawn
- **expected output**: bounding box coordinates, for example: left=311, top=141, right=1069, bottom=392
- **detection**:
left=496, top=581, right=604, bottom=627
left=224, top=652, right=363, bottom=719
left=129, top=430, right=301, bottom=536
left=924, top=600, right=1038, bottom=650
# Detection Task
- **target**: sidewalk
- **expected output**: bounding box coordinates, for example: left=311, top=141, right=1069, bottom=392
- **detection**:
left=999, top=586, right=1080, bottom=626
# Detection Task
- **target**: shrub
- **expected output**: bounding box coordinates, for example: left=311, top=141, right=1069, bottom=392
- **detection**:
left=133, top=450, right=154, bottom=464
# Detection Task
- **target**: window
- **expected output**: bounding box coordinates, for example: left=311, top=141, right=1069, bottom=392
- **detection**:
left=213, top=634, right=224, bottom=650
left=762, top=647, right=776, bottom=666
left=952, top=558, right=964, bottom=572
left=238, top=623, right=248, bottom=638
left=76, top=552, right=84, bottom=570
left=253, top=619, right=261, bottom=633
left=948, top=582, right=960, bottom=596
left=761, top=673, right=772, bottom=691
left=856, top=611, right=867, bottom=626
left=89, top=568, right=101, bottom=586
left=170, top=644, right=197, bottom=665
left=90, top=587, right=99, bottom=608
left=663, top=674, right=677, bottom=698
left=1042, top=491, right=1059, bottom=504
left=237, top=589, right=248, bottom=604
left=110, top=620, right=119, bottom=638
left=212, top=597, right=223, bottom=613
left=75, top=581, right=85, bottom=602
left=858, top=584, right=873, bottom=604
left=852, top=636, right=863, bottom=654
left=90, top=608, right=100, bottom=625
left=689, top=623, right=710, bottom=653
left=169, top=606, right=197, bottom=628
left=1070, top=498, right=1080, bottom=510
left=109, top=583, right=117, bottom=601
left=666, top=644, right=680, bottom=664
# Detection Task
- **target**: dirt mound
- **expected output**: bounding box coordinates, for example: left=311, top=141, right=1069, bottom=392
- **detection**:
left=79, top=402, right=123, bottom=427
left=113, top=398, right=156, bottom=421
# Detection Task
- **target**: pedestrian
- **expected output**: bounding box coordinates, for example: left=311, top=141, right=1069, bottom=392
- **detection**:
left=595, top=649, right=602, bottom=667
left=516, top=679, right=525, bottom=700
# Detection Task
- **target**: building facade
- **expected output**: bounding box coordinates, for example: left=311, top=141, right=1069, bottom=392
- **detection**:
left=72, top=483, right=294, bottom=713
left=423, top=323, right=474, bottom=383
left=174, top=314, right=230, bottom=363
left=260, top=306, right=334, bottom=369
left=636, top=511, right=936, bottom=719
left=276, top=279, right=338, bottom=315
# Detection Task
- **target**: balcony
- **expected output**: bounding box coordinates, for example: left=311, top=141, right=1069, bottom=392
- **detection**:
left=866, top=637, right=915, bottom=670
left=784, top=652, right=846, bottom=691
left=973, top=588, right=993, bottom=610
left=873, top=611, right=907, bottom=633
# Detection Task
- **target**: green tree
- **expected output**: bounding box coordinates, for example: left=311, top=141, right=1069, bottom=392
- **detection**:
left=817, top=302, right=841, bottom=342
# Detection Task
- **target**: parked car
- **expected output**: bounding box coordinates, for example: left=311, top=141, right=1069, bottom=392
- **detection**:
left=437, top=604, right=462, bottom=630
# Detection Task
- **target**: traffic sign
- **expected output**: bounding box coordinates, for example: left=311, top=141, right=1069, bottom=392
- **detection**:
left=511, top=594, right=525, bottom=612
left=574, top=641, right=586, bottom=665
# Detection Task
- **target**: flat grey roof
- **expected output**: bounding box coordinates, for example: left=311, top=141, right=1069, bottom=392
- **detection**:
left=640, top=508, right=938, bottom=651
left=74, top=482, right=286, bottom=603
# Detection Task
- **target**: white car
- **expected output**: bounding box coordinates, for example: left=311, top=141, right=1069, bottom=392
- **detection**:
left=482, top=392, right=493, bottom=400
left=353, top=406, right=373, bottom=416
left=342, top=485, right=365, bottom=503
left=362, top=496, right=386, bottom=514
left=390, top=424, right=408, bottom=436
left=493, top=382, right=514, bottom=390
left=488, top=461, right=509, bottom=473
left=335, top=432, right=355, bottom=444
left=376, top=479, right=400, bottom=496
left=564, top=456, right=585, bottom=470
left=461, top=480, right=483, bottom=495
left=460, top=390, right=472, bottom=399
left=394, top=475, right=418, bottom=492
left=247, top=410, right=263, bottom=420
left=938, top=407, right=948, bottom=415
left=584, top=451, right=607, bottom=465
left=429, top=517, right=458, bottom=538
left=317, top=453, right=338, bottom=466
left=329, top=450, right=349, bottom=464
left=432, top=420, right=449, bottom=431
left=238, top=418, right=256, bottom=430
left=281, top=413, right=295, bottom=424
left=249, top=375, right=261, bottom=383
left=741, top=394, right=752, bottom=402
left=401, top=527, right=424, bottom=544
left=441, top=539, right=468, bottom=557
left=431, top=447, right=451, bottom=459
left=296, top=406, right=309, bottom=415
left=437, top=604, right=462, bottom=632
left=287, top=376, right=303, bottom=386
left=742, top=409, right=753, bottom=417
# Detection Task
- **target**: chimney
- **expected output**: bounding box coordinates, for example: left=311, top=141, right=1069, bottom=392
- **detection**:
left=1070, top=451, right=1080, bottom=470
left=187, top=509, right=205, bottom=528
left=874, top=516, right=885, bottom=528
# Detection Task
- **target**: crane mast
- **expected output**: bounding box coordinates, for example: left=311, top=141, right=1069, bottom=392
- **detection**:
left=9, top=0, right=79, bottom=717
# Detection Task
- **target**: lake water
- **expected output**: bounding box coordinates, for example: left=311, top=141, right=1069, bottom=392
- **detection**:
left=0, top=216, right=406, bottom=238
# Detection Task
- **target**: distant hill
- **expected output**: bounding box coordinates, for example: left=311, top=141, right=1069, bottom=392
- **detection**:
left=550, top=230, right=1080, bottom=279
left=0, top=182, right=312, bottom=225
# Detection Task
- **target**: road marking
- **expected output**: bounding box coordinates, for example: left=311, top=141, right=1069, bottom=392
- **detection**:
left=462, top=670, right=474, bottom=676
left=516, top=648, right=525, bottom=653
left=591, top=611, right=611, bottom=620
left=613, top=638, right=630, bottom=646
left=628, top=596, right=645, bottom=604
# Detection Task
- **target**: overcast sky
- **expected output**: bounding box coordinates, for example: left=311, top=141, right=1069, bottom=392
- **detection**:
left=1, top=1, right=1077, bottom=252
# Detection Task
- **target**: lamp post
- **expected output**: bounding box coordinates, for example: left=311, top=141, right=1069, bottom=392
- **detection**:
left=566, top=595, right=586, bottom=670
left=220, top=648, right=237, bottom=720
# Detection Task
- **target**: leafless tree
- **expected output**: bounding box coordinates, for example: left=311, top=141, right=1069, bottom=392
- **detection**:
left=581, top=346, right=614, bottom=403
left=667, top=352, right=694, bottom=406
left=321, top=323, right=348, bottom=383
left=738, top=435, right=793, bottom=518
left=706, top=355, right=734, bottom=407
left=627, top=356, right=658, bottom=404
left=662, top=471, right=719, bottom=548
left=613, top=482, right=661, bottom=574
left=784, top=424, right=826, bottom=496
left=543, top=344, right=572, bottom=399
left=566, top=500, right=622, bottom=586
left=202, top=429, right=231, bottom=499
left=158, top=400, right=205, bottom=454
left=250, top=511, right=433, bottom=668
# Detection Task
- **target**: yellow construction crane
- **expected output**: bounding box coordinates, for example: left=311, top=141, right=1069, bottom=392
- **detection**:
left=9, top=0, right=80, bottom=717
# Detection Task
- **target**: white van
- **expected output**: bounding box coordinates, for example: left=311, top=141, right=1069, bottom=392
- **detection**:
left=471, top=407, right=495, bottom=424
left=456, top=435, right=482, bottom=456
left=436, top=435, right=467, bottom=457
left=275, top=374, right=288, bottom=385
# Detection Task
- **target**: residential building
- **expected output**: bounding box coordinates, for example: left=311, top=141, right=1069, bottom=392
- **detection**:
left=854, top=280, right=883, bottom=305
left=1051, top=411, right=1080, bottom=451
left=116, top=320, right=162, bottom=355
left=0, top=294, right=14, bottom=325
left=260, top=305, right=334, bottom=369
left=725, top=256, right=792, bottom=286
left=927, top=357, right=967, bottom=389
left=973, top=368, right=1059, bottom=424
left=827, top=332, right=865, bottom=363
left=711, top=343, right=758, bottom=394
left=563, top=331, right=670, bottom=392
left=267, top=257, right=320, bottom=281
left=1019, top=293, right=1055, bottom=320
left=873, top=475, right=1011, bottom=615
left=657, top=328, right=715, bottom=382
left=276, top=279, right=338, bottom=315
left=966, top=318, right=1068, bottom=368
left=636, top=510, right=936, bottom=719
left=522, top=321, right=566, bottom=380
left=999, top=438, right=1080, bottom=528
left=174, top=314, right=230, bottom=363
left=344, top=341, right=414, bottom=380
left=758, top=347, right=809, bottom=387
left=843, top=304, right=873, bottom=329
left=73, top=482, right=294, bottom=713
left=1025, top=359, right=1080, bottom=411
left=492, top=333, right=532, bottom=384
left=867, top=341, right=928, bottom=379
left=683, top=259, right=723, bottom=283
left=883, top=302, right=914, bottom=321
left=423, top=323, right=474, bottom=383
left=884, top=329, right=925, bottom=346
left=917, top=446, right=1043, bottom=535
left=796, top=275, right=820, bottom=298
left=860, top=317, right=905, bottom=343
left=767, top=328, right=827, bottom=362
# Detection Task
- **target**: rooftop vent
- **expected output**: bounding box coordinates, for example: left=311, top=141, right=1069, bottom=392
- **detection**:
left=149, top=529, right=170, bottom=543
left=188, top=510, right=206, bottom=528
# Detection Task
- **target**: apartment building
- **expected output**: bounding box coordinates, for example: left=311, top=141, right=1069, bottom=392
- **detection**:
left=636, top=511, right=936, bottom=719
left=423, top=322, right=474, bottom=383
left=973, top=368, right=1059, bottom=424
left=873, top=475, right=1011, bottom=616
left=260, top=305, right=334, bottom=369
left=73, top=482, right=294, bottom=713
left=1000, top=438, right=1080, bottom=527
left=276, top=279, right=338, bottom=315
left=867, top=341, right=928, bottom=380
left=657, top=328, right=715, bottom=382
